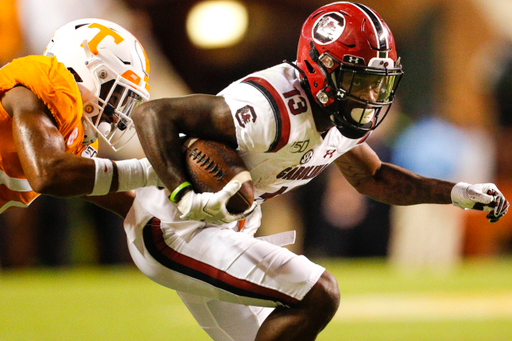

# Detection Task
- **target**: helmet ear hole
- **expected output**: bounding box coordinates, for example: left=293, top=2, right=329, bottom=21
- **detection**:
left=67, top=68, right=83, bottom=83
left=305, top=60, right=315, bottom=74
left=99, top=79, right=115, bottom=101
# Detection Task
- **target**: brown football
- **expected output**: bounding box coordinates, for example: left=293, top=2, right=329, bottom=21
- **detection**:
left=183, top=138, right=254, bottom=214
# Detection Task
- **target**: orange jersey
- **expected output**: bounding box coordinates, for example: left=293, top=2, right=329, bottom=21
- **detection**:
left=0, top=55, right=90, bottom=213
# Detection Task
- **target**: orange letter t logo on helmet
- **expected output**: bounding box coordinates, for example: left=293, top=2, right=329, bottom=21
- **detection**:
left=84, top=23, right=124, bottom=55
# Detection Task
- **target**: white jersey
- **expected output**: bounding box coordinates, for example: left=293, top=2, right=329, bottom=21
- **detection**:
left=219, top=63, right=368, bottom=202
left=129, top=64, right=369, bottom=241
left=125, top=63, right=373, bottom=341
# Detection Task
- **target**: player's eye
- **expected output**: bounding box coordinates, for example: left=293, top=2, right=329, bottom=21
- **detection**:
left=109, top=94, right=119, bottom=106
left=372, top=80, right=382, bottom=89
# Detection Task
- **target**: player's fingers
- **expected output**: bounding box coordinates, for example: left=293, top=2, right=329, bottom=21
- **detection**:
left=487, top=211, right=501, bottom=223
left=494, top=196, right=503, bottom=216
left=240, top=202, right=257, bottom=218
left=220, top=180, right=242, bottom=198
left=217, top=202, right=257, bottom=224
left=497, top=197, right=509, bottom=215
left=503, top=200, right=510, bottom=214
left=468, top=190, right=493, bottom=205
left=486, top=201, right=509, bottom=223
left=495, top=198, right=509, bottom=218
left=208, top=182, right=240, bottom=210
left=222, top=212, right=249, bottom=223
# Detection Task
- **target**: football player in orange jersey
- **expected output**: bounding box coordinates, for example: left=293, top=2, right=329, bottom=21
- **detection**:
left=0, top=18, right=162, bottom=217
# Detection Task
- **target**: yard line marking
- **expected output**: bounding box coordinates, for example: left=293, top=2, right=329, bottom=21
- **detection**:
left=335, top=292, right=512, bottom=321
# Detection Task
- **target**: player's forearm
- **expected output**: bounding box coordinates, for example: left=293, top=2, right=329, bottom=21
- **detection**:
left=132, top=99, right=190, bottom=193
left=354, top=162, right=454, bottom=206
left=26, top=155, right=120, bottom=197
left=24, top=154, right=92, bottom=195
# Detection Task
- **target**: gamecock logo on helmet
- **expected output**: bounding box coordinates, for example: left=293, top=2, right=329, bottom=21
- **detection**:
left=312, top=13, right=345, bottom=45
left=235, top=105, right=257, bottom=128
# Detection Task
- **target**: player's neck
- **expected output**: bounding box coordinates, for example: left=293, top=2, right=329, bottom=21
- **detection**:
left=312, top=107, right=334, bottom=133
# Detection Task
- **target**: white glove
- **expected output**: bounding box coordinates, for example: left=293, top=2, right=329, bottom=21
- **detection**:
left=140, top=158, right=165, bottom=188
left=177, top=180, right=255, bottom=224
left=451, top=182, right=510, bottom=223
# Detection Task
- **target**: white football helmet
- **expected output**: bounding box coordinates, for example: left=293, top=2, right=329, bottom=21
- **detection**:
left=44, top=18, right=150, bottom=151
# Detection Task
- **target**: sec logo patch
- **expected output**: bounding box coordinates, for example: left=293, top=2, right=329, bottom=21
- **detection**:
left=67, top=127, right=79, bottom=146
left=300, top=149, right=314, bottom=164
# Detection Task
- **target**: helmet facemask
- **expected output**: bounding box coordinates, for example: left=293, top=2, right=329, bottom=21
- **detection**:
left=81, top=60, right=146, bottom=150
left=310, top=48, right=403, bottom=139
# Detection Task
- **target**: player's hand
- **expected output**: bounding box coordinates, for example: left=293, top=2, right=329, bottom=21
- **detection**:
left=140, top=158, right=165, bottom=188
left=451, top=182, right=510, bottom=223
left=177, top=180, right=253, bottom=224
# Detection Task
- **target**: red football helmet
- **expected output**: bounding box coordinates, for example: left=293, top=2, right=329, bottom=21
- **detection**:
left=296, top=2, right=403, bottom=138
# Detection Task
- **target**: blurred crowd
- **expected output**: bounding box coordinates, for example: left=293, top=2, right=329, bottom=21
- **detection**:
left=1, top=0, right=512, bottom=269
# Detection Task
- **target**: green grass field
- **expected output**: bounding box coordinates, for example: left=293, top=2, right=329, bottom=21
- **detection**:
left=1, top=257, right=512, bottom=340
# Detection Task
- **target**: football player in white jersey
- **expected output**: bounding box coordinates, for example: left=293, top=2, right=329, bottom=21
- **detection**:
left=121, top=2, right=509, bottom=341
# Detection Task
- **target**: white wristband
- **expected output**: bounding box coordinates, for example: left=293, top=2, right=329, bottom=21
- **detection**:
left=90, top=157, right=114, bottom=196
left=115, top=158, right=147, bottom=192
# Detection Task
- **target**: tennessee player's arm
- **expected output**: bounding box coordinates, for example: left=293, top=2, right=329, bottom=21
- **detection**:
left=3, top=85, right=119, bottom=196
left=131, top=95, right=237, bottom=200
left=334, top=142, right=454, bottom=205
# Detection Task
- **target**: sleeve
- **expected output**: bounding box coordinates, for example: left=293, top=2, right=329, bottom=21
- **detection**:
left=0, top=56, right=85, bottom=155
left=219, top=76, right=291, bottom=154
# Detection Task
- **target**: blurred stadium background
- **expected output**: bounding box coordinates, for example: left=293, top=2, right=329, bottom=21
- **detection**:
left=2, top=0, right=512, bottom=340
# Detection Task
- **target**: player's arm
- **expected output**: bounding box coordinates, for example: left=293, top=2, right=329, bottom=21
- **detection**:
left=335, top=143, right=509, bottom=222
left=4, top=86, right=160, bottom=198
left=81, top=191, right=135, bottom=219
left=335, top=143, right=453, bottom=205
left=132, top=94, right=237, bottom=194
left=3, top=85, right=114, bottom=196
left=131, top=95, right=249, bottom=223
